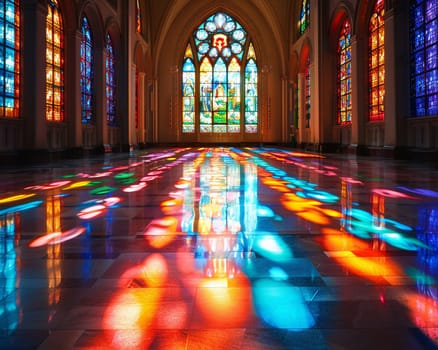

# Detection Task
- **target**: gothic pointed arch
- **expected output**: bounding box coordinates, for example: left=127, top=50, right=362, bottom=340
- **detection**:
left=181, top=11, right=258, bottom=135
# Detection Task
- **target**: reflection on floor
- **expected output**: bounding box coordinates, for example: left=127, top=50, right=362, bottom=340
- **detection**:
left=0, top=147, right=437, bottom=349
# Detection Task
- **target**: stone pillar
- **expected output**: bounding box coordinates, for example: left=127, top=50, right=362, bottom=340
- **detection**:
left=297, top=72, right=305, bottom=144
left=65, top=29, right=83, bottom=149
left=94, top=46, right=105, bottom=148
left=281, top=75, right=288, bottom=143
left=137, top=72, right=146, bottom=143
left=383, top=3, right=410, bottom=155
left=21, top=0, right=47, bottom=150
left=309, top=62, right=317, bottom=144
left=130, top=64, right=137, bottom=148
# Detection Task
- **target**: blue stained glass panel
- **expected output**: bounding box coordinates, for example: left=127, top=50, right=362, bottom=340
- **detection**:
left=5, top=3, right=15, bottom=22
left=183, top=58, right=195, bottom=73
left=0, top=0, right=20, bottom=118
left=426, top=19, right=437, bottom=45
left=427, top=69, right=438, bottom=94
left=416, top=51, right=425, bottom=72
left=426, top=1, right=437, bottom=21
left=426, top=44, right=437, bottom=68
left=415, top=5, right=424, bottom=25
left=416, top=76, right=426, bottom=94
left=428, top=93, right=438, bottom=114
left=410, top=0, right=438, bottom=116
left=415, top=30, right=425, bottom=51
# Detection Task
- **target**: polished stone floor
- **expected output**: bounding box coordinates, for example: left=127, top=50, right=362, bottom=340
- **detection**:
left=0, top=147, right=437, bottom=349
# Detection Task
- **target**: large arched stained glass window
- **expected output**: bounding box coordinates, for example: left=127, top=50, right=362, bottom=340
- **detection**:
left=80, top=16, right=94, bottom=125
left=298, top=0, right=310, bottom=35
left=410, top=0, right=438, bottom=117
left=0, top=0, right=20, bottom=118
left=337, top=19, right=352, bottom=125
left=105, top=33, right=117, bottom=126
left=46, top=0, right=64, bottom=122
left=369, top=0, right=385, bottom=121
left=182, top=12, right=258, bottom=134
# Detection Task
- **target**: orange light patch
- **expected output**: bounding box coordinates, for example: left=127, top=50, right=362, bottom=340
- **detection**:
left=296, top=209, right=331, bottom=225
left=144, top=216, right=178, bottom=248
left=196, top=277, right=252, bottom=326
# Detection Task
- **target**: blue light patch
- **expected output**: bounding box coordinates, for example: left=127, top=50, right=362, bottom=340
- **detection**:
left=296, top=190, right=339, bottom=203
left=257, top=205, right=275, bottom=217
left=253, top=279, right=315, bottom=329
left=378, top=233, right=428, bottom=251
left=269, top=267, right=289, bottom=281
left=0, top=200, right=43, bottom=215
left=253, top=234, right=293, bottom=262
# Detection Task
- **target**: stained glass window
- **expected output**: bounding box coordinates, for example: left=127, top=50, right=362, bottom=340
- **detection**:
left=410, top=0, right=438, bottom=117
left=80, top=16, right=94, bottom=125
left=245, top=43, right=257, bottom=133
left=105, top=33, right=116, bottom=126
left=0, top=0, right=20, bottom=118
left=304, top=56, right=311, bottom=127
left=136, top=0, right=141, bottom=33
left=182, top=44, right=195, bottom=132
left=369, top=0, right=385, bottom=121
left=298, top=0, right=310, bottom=35
left=182, top=12, right=258, bottom=134
left=46, top=0, right=64, bottom=122
left=337, top=19, right=352, bottom=124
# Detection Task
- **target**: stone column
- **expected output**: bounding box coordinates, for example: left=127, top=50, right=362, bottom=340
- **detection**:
left=94, top=46, right=105, bottom=148
left=21, top=0, right=47, bottom=150
left=65, top=29, right=83, bottom=149
left=281, top=75, right=288, bottom=143
left=130, top=64, right=137, bottom=148
left=137, top=72, right=146, bottom=143
left=383, top=2, right=410, bottom=156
